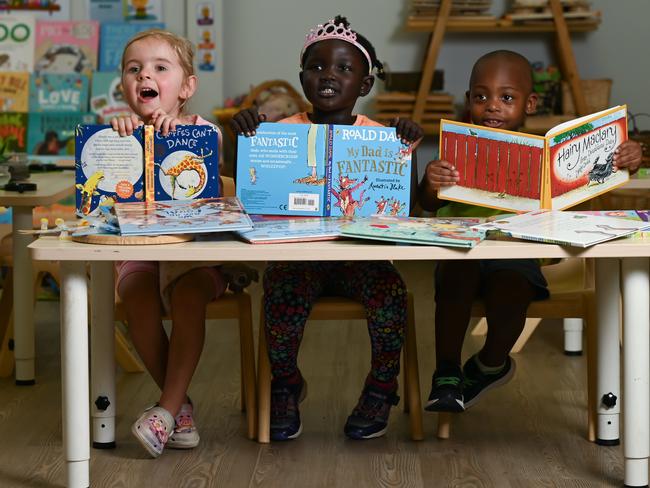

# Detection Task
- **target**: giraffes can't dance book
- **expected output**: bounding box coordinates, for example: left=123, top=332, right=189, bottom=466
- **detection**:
left=75, top=124, right=219, bottom=215
left=438, top=106, right=629, bottom=213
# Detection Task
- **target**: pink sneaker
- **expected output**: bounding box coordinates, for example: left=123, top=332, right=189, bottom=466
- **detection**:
left=167, top=402, right=200, bottom=449
left=131, top=405, right=175, bottom=458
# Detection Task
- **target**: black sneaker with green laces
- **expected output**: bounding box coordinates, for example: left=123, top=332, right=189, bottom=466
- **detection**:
left=462, top=355, right=516, bottom=409
left=425, top=362, right=464, bottom=412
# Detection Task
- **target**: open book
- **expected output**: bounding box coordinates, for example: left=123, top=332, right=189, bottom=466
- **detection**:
left=236, top=122, right=413, bottom=217
left=114, top=197, right=252, bottom=236
left=340, top=216, right=486, bottom=248
left=438, top=106, right=629, bottom=213
left=472, top=210, right=650, bottom=248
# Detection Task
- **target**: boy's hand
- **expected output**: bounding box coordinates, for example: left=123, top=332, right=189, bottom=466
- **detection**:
left=390, top=117, right=424, bottom=145
left=151, top=109, right=185, bottom=136
left=110, top=114, right=142, bottom=136
left=614, top=140, right=643, bottom=175
left=424, top=159, right=459, bottom=189
left=230, top=108, right=266, bottom=136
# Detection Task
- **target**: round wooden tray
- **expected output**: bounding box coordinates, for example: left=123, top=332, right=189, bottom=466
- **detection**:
left=72, top=234, right=194, bottom=245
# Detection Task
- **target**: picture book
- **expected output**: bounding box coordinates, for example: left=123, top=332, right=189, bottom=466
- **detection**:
left=472, top=210, right=650, bottom=248
left=438, top=106, right=629, bottom=213
left=29, top=112, right=96, bottom=156
left=236, top=122, right=413, bottom=217
left=89, top=71, right=131, bottom=123
left=339, top=216, right=486, bottom=248
left=115, top=197, right=252, bottom=236
left=29, top=73, right=89, bottom=112
left=0, top=15, right=35, bottom=72
left=0, top=72, right=29, bottom=112
left=34, top=20, right=99, bottom=76
left=0, top=112, right=28, bottom=154
left=237, top=216, right=344, bottom=244
left=98, top=21, right=165, bottom=72
left=75, top=123, right=220, bottom=215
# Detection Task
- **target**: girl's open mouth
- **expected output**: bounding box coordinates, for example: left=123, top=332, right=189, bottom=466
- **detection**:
left=139, top=87, right=159, bottom=99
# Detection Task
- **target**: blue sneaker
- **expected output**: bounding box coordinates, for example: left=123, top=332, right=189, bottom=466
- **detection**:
left=344, top=384, right=399, bottom=440
left=425, top=362, right=464, bottom=412
left=463, top=355, right=516, bottom=409
left=270, top=377, right=307, bottom=441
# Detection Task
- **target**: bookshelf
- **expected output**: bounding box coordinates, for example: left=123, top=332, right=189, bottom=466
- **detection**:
left=407, top=0, right=599, bottom=135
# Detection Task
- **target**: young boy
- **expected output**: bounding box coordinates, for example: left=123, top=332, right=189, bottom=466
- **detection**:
left=418, top=50, right=643, bottom=413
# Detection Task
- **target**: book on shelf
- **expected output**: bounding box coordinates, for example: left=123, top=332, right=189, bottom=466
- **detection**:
left=237, top=216, right=344, bottom=244
left=0, top=72, right=29, bottom=112
left=0, top=112, right=28, bottom=153
left=89, top=71, right=131, bottom=123
left=0, top=15, right=35, bottom=72
left=29, top=73, right=89, bottom=112
left=438, top=106, right=629, bottom=213
left=472, top=210, right=650, bottom=248
left=29, top=112, right=96, bottom=156
left=339, top=215, right=486, bottom=248
left=236, top=122, right=413, bottom=217
left=98, top=21, right=165, bottom=72
left=34, top=20, right=99, bottom=76
left=75, top=123, right=219, bottom=215
left=115, top=197, right=252, bottom=236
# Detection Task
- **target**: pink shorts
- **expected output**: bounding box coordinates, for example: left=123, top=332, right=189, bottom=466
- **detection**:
left=115, top=261, right=226, bottom=308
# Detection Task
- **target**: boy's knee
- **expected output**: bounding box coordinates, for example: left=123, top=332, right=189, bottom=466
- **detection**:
left=170, top=270, right=215, bottom=309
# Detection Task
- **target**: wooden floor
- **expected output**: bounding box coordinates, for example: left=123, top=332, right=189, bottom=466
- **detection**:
left=0, top=261, right=624, bottom=487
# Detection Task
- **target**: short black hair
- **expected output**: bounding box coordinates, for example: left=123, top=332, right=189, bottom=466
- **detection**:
left=301, top=15, right=386, bottom=80
left=469, top=50, right=533, bottom=93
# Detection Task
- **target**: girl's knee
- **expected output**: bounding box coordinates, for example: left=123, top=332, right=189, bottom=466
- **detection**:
left=170, top=269, right=218, bottom=309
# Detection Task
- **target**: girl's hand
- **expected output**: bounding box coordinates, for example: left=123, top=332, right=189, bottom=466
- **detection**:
left=110, top=114, right=142, bottom=136
left=390, top=117, right=424, bottom=145
left=151, top=109, right=184, bottom=136
left=230, top=108, right=266, bottom=136
left=424, top=159, right=459, bottom=189
left=614, top=140, right=643, bottom=175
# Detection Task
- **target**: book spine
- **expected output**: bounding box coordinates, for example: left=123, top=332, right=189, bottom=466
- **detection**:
left=506, top=230, right=588, bottom=248
left=144, top=125, right=154, bottom=202
left=325, top=124, right=334, bottom=216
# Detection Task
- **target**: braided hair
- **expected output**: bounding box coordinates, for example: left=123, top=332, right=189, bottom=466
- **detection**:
left=301, top=15, right=386, bottom=80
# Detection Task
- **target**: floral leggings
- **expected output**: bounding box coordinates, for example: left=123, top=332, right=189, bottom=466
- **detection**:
left=263, top=261, right=407, bottom=384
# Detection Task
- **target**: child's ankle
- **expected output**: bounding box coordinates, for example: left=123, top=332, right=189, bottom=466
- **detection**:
left=276, top=371, right=302, bottom=385
left=475, top=353, right=505, bottom=374
left=366, top=374, right=397, bottom=392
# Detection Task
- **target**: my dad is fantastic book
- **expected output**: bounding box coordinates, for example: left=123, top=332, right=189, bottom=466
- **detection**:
left=438, top=106, right=629, bottom=213
left=75, top=124, right=219, bottom=215
left=236, top=122, right=412, bottom=217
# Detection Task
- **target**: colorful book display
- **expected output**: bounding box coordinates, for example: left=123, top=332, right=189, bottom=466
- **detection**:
left=98, top=21, right=164, bottom=72
left=340, top=216, right=486, bottom=248
left=115, top=197, right=252, bottom=236
left=472, top=210, right=650, bottom=248
left=237, top=216, right=344, bottom=244
left=236, top=122, right=413, bottom=217
left=29, top=112, right=96, bottom=155
left=75, top=124, right=220, bottom=215
left=29, top=73, right=89, bottom=112
left=89, top=71, right=131, bottom=123
left=0, top=15, right=35, bottom=72
left=0, top=72, right=29, bottom=112
left=34, top=20, right=99, bottom=76
left=438, top=106, right=629, bottom=213
left=0, top=112, right=28, bottom=153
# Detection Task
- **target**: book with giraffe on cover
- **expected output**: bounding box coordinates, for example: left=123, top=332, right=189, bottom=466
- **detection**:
left=438, top=106, right=629, bottom=213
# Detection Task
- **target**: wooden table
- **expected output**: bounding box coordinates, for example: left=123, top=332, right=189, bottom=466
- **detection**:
left=0, top=172, right=73, bottom=384
left=29, top=236, right=650, bottom=488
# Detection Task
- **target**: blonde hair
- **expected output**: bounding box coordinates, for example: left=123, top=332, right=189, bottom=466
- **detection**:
left=121, top=29, right=195, bottom=79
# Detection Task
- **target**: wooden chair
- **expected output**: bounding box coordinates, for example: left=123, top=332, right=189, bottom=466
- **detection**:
left=437, top=258, right=597, bottom=442
left=257, top=294, right=423, bottom=443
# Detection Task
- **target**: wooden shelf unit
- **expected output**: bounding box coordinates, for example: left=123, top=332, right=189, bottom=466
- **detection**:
left=409, top=0, right=596, bottom=133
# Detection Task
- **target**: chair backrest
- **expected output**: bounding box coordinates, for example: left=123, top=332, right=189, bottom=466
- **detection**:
left=222, top=176, right=236, bottom=197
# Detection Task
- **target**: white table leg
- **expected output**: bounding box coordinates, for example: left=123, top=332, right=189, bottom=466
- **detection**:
left=12, top=206, right=35, bottom=384
left=563, top=318, right=583, bottom=355
left=60, top=261, right=90, bottom=488
left=596, top=258, right=621, bottom=445
left=622, top=258, right=650, bottom=488
left=90, top=263, right=116, bottom=449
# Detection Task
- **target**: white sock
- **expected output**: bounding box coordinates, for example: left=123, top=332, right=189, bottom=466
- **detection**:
left=475, top=354, right=505, bottom=375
